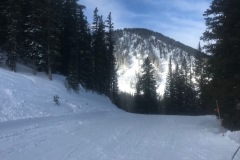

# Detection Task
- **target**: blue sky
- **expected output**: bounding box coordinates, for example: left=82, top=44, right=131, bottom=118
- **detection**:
left=80, top=0, right=212, bottom=49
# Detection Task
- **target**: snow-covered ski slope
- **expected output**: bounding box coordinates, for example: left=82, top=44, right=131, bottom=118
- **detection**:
left=0, top=64, right=117, bottom=122
left=0, top=65, right=240, bottom=160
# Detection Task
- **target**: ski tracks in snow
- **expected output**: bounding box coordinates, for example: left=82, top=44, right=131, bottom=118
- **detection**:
left=0, top=113, right=239, bottom=160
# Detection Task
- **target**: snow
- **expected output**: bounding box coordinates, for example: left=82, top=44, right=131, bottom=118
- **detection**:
left=0, top=64, right=116, bottom=122
left=0, top=64, right=240, bottom=160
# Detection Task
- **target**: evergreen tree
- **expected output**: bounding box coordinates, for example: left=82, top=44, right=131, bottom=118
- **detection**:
left=5, top=0, right=23, bottom=71
left=60, top=0, right=79, bottom=75
left=43, top=0, right=61, bottom=80
left=65, top=70, right=79, bottom=92
left=111, top=70, right=120, bottom=105
left=118, top=92, right=135, bottom=112
left=181, top=57, right=197, bottom=115
left=92, top=8, right=99, bottom=35
left=202, top=0, right=240, bottom=128
left=0, top=0, right=8, bottom=51
left=75, top=4, right=93, bottom=90
left=57, top=0, right=80, bottom=90
left=164, top=63, right=182, bottom=115
left=106, top=12, right=119, bottom=103
left=172, top=64, right=184, bottom=114
left=195, top=42, right=204, bottom=80
left=21, top=0, right=46, bottom=74
left=164, top=56, right=198, bottom=115
left=195, top=42, right=212, bottom=114
left=164, top=56, right=174, bottom=114
left=91, top=8, right=108, bottom=94
left=135, top=57, right=158, bottom=114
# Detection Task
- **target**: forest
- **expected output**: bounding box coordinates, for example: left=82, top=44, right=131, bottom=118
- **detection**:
left=0, top=0, right=118, bottom=103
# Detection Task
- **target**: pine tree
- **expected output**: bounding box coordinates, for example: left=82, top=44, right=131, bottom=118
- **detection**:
left=61, top=0, right=85, bottom=89
left=195, top=42, right=211, bottom=114
left=164, top=62, right=181, bottom=115
left=65, top=70, right=79, bottom=92
left=173, top=64, right=185, bottom=114
left=21, top=0, right=46, bottom=74
left=92, top=8, right=99, bottom=35
left=164, top=57, right=197, bottom=115
left=0, top=0, right=8, bottom=51
left=135, top=57, right=158, bottom=114
left=43, top=0, right=61, bottom=80
left=61, top=2, right=95, bottom=92
left=111, top=70, right=120, bottom=105
left=5, top=0, right=23, bottom=72
left=164, top=56, right=174, bottom=114
left=60, top=0, right=79, bottom=75
left=181, top=57, right=197, bottom=115
left=106, top=12, right=119, bottom=102
left=195, top=42, right=203, bottom=80
left=75, top=4, right=93, bottom=90
left=91, top=8, right=108, bottom=94
left=202, top=0, right=240, bottom=128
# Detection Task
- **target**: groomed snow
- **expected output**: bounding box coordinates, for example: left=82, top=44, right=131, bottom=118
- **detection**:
left=0, top=65, right=240, bottom=160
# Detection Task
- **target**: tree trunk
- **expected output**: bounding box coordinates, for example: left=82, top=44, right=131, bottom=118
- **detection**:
left=48, top=50, right=52, bottom=80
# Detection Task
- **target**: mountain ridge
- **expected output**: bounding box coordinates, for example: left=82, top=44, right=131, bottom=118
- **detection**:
left=114, top=28, right=201, bottom=56
left=113, top=28, right=205, bottom=95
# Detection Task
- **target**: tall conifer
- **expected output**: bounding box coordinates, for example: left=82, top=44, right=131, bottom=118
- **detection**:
left=135, top=57, right=158, bottom=114
left=0, top=0, right=7, bottom=51
left=76, top=4, right=93, bottom=90
left=106, top=12, right=118, bottom=101
left=91, top=8, right=108, bottom=94
left=5, top=0, right=23, bottom=71
left=202, top=0, right=240, bottom=127
left=21, top=0, right=46, bottom=74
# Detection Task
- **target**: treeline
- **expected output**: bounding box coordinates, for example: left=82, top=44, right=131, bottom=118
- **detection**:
left=118, top=47, right=209, bottom=116
left=0, top=0, right=118, bottom=103
left=163, top=49, right=210, bottom=115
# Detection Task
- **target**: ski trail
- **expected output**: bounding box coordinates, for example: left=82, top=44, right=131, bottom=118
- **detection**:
left=0, top=113, right=239, bottom=160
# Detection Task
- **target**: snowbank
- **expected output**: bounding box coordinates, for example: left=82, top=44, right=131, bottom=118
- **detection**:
left=0, top=64, right=118, bottom=122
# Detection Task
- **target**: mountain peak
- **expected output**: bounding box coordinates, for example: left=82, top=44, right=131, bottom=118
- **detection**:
left=114, top=28, right=203, bottom=95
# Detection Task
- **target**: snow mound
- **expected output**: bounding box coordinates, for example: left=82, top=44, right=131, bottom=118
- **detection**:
left=226, top=130, right=240, bottom=144
left=0, top=65, right=118, bottom=122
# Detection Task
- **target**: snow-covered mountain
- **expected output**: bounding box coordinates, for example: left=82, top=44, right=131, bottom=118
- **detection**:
left=114, top=28, right=204, bottom=95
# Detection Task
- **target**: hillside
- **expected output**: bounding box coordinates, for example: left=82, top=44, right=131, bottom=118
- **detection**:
left=0, top=64, right=118, bottom=122
left=114, top=28, right=206, bottom=95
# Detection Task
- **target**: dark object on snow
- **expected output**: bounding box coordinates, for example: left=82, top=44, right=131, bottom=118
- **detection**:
left=54, top=95, right=60, bottom=106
